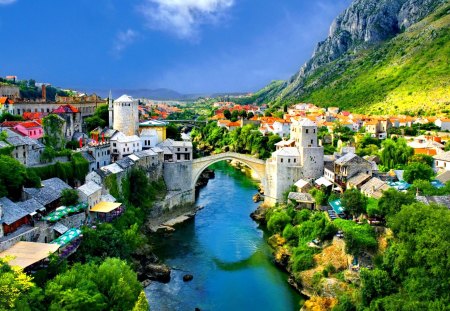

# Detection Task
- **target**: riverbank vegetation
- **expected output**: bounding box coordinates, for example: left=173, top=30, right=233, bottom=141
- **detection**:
left=0, top=167, right=164, bottom=310
left=261, top=182, right=450, bottom=310
left=191, top=121, right=281, bottom=159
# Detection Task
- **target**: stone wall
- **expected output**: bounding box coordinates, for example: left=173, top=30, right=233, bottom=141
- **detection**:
left=150, top=190, right=195, bottom=218
left=59, top=213, right=86, bottom=229
left=163, top=161, right=193, bottom=192
left=300, top=147, right=324, bottom=180
left=0, top=227, right=39, bottom=252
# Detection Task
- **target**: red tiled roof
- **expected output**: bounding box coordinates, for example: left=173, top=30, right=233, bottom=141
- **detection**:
left=17, top=121, right=41, bottom=129
left=1, top=121, right=20, bottom=128
left=23, top=112, right=44, bottom=120
left=53, top=104, right=79, bottom=113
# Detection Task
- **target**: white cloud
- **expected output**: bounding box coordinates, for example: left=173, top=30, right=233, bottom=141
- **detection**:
left=0, top=0, right=17, bottom=5
left=113, top=29, right=138, bottom=56
left=139, top=0, right=234, bottom=39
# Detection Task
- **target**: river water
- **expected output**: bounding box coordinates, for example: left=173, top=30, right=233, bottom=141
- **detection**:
left=146, top=162, right=301, bottom=311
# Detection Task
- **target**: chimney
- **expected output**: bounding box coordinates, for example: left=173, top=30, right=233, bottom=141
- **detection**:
left=42, top=85, right=47, bottom=101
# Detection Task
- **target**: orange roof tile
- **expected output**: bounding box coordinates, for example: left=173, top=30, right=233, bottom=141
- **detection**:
left=414, top=148, right=437, bottom=156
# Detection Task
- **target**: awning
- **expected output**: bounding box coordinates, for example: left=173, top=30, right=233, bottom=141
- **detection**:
left=43, top=203, right=88, bottom=222
left=315, top=177, right=333, bottom=187
left=0, top=241, right=60, bottom=269
left=329, top=199, right=345, bottom=215
left=50, top=228, right=81, bottom=247
left=90, top=202, right=122, bottom=213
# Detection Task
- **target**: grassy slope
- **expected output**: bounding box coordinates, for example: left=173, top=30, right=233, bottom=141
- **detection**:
left=271, top=3, right=450, bottom=115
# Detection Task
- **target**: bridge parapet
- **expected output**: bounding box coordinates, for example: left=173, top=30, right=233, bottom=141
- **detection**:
left=191, top=152, right=267, bottom=190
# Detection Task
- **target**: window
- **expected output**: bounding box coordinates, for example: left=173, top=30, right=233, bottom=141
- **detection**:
left=313, top=129, right=316, bottom=133
left=185, top=148, right=188, bottom=151
left=177, top=148, right=180, bottom=152
left=288, top=159, right=291, bottom=163
left=281, top=158, right=283, bottom=163
left=306, top=129, right=309, bottom=134
left=294, top=159, right=296, bottom=163
left=186, top=154, right=190, bottom=160
left=311, top=139, right=313, bottom=144
left=177, top=154, right=181, bottom=160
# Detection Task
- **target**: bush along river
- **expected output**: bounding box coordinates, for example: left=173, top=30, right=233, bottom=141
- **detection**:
left=146, top=162, right=301, bottom=311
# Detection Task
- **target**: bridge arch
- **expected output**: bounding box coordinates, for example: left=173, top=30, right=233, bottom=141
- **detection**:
left=191, top=152, right=267, bottom=190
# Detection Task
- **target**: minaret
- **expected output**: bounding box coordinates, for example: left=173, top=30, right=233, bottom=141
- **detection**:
left=108, top=90, right=113, bottom=128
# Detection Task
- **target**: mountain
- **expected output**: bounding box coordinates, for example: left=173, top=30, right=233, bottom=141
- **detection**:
left=256, top=0, right=450, bottom=115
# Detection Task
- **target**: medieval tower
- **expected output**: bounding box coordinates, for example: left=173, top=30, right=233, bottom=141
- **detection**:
left=113, top=94, right=139, bottom=136
left=265, top=118, right=324, bottom=204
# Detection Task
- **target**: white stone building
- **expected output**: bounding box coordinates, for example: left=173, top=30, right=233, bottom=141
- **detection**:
left=157, top=139, right=193, bottom=162
left=265, top=118, right=324, bottom=204
left=110, top=132, right=142, bottom=160
left=112, top=95, right=139, bottom=136
left=77, top=181, right=102, bottom=209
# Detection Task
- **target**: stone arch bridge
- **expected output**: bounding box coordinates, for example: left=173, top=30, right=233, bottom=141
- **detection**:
left=192, top=152, right=267, bottom=189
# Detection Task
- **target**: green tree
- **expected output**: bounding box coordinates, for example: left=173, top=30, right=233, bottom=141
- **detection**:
left=408, top=154, right=433, bottom=166
left=378, top=188, right=415, bottom=218
left=43, top=114, right=66, bottom=150
left=45, top=258, right=142, bottom=311
left=267, top=209, right=292, bottom=233
left=223, top=109, right=231, bottom=120
left=0, top=258, right=38, bottom=310
left=60, top=189, right=79, bottom=206
left=132, top=291, right=149, bottom=311
left=84, top=104, right=109, bottom=132
left=360, top=268, right=396, bottom=306
left=0, top=155, right=27, bottom=199
left=403, top=162, right=434, bottom=184
left=341, top=188, right=367, bottom=217
left=380, top=138, right=413, bottom=169
left=0, top=113, right=24, bottom=123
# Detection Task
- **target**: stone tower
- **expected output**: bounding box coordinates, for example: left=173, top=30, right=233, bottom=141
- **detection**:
left=264, top=117, right=324, bottom=205
left=292, top=118, right=324, bottom=180
left=113, top=94, right=139, bottom=136
left=108, top=90, right=113, bottom=128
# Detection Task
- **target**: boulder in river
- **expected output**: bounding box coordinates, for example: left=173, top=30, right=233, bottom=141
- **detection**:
left=183, top=274, right=193, bottom=282
left=145, top=263, right=171, bottom=283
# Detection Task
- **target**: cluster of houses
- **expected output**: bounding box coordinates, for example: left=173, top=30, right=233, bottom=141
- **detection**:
left=0, top=92, right=196, bottom=270
left=212, top=102, right=450, bottom=142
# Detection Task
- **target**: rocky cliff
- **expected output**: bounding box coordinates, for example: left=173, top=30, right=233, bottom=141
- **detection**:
left=258, top=0, right=449, bottom=113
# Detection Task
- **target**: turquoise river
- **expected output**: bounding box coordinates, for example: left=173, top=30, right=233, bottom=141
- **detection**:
left=145, top=162, right=301, bottom=311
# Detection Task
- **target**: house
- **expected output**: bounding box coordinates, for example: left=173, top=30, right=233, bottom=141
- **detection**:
left=435, top=118, right=450, bottom=131
left=360, top=177, right=390, bottom=199
left=433, top=151, right=450, bottom=171
left=110, top=132, right=142, bottom=160
left=435, top=170, right=450, bottom=184
left=416, top=195, right=450, bottom=209
left=13, top=121, right=44, bottom=139
left=23, top=178, right=72, bottom=211
left=52, top=104, right=82, bottom=138
left=294, top=179, right=312, bottom=193
left=275, top=139, right=295, bottom=150
left=77, top=181, right=102, bottom=209
left=157, top=139, right=193, bottom=162
left=408, top=136, right=444, bottom=156
left=333, top=153, right=372, bottom=187
left=0, top=197, right=31, bottom=237
left=288, top=192, right=316, bottom=210
left=347, top=173, right=372, bottom=189
left=139, top=120, right=167, bottom=144
left=1, top=129, right=45, bottom=166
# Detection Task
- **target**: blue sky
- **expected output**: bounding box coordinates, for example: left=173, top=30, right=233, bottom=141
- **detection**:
left=0, top=0, right=351, bottom=94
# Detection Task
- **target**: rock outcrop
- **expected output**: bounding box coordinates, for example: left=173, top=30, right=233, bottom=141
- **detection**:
left=267, top=0, right=446, bottom=102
